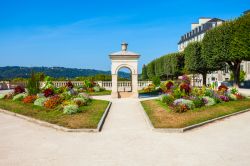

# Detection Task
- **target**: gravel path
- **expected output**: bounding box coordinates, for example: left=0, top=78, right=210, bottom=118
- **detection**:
left=1, top=96, right=250, bottom=165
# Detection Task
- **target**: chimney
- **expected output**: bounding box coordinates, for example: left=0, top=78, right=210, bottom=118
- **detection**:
left=121, top=42, right=128, bottom=51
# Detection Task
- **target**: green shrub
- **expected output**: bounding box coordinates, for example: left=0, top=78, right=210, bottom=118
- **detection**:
left=152, top=76, right=161, bottom=86
left=93, top=86, right=100, bottom=92
left=41, top=76, right=54, bottom=90
left=204, top=88, right=213, bottom=97
left=34, top=97, right=48, bottom=107
left=173, top=88, right=186, bottom=99
left=63, top=104, right=79, bottom=114
left=83, top=80, right=93, bottom=89
left=60, top=92, right=72, bottom=100
left=100, top=87, right=105, bottom=92
left=212, top=95, right=222, bottom=104
left=191, top=87, right=205, bottom=97
left=73, top=98, right=87, bottom=106
left=13, top=93, right=27, bottom=101
left=26, top=71, right=40, bottom=95
left=202, top=96, right=216, bottom=106
left=160, top=94, right=175, bottom=105
left=192, top=97, right=204, bottom=108
left=230, top=87, right=238, bottom=94
left=78, top=93, right=90, bottom=101
left=182, top=99, right=195, bottom=110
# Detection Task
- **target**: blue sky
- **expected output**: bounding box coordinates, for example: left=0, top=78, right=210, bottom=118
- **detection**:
left=0, top=0, right=249, bottom=72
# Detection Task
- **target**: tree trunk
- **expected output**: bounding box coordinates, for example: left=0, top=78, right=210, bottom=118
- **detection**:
left=202, top=73, right=207, bottom=86
left=227, top=61, right=241, bottom=88
left=233, top=64, right=241, bottom=88
left=192, top=74, right=195, bottom=87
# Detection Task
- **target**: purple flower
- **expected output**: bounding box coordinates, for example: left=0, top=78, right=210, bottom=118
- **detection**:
left=202, top=98, right=208, bottom=104
left=219, top=95, right=229, bottom=102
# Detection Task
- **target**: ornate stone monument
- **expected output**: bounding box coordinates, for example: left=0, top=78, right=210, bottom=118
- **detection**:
left=109, top=43, right=140, bottom=98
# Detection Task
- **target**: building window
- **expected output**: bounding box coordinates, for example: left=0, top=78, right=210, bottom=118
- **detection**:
left=240, top=64, right=244, bottom=71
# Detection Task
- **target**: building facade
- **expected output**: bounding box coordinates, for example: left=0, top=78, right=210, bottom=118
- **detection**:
left=178, top=17, right=250, bottom=86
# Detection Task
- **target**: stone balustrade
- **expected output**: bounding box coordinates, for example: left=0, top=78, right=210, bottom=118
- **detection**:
left=0, top=80, right=152, bottom=90
left=42, top=81, right=152, bottom=90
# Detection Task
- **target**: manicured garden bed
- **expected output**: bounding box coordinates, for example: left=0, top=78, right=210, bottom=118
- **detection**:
left=0, top=99, right=109, bottom=129
left=141, top=99, right=250, bottom=128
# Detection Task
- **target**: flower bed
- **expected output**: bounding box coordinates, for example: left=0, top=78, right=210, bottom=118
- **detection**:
left=0, top=76, right=110, bottom=129
left=141, top=98, right=250, bottom=128
left=158, top=75, right=246, bottom=112
left=140, top=75, right=249, bottom=128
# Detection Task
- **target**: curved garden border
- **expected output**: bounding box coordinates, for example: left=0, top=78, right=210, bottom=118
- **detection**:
left=0, top=102, right=112, bottom=132
left=139, top=102, right=250, bottom=133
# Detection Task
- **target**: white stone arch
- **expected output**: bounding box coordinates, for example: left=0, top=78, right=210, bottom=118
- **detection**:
left=115, top=64, right=135, bottom=75
left=109, top=43, right=140, bottom=98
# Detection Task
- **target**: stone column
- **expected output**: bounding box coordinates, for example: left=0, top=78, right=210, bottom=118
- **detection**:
left=131, top=74, right=138, bottom=98
left=111, top=74, right=118, bottom=98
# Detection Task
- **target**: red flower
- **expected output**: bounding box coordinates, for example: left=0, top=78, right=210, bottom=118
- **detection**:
left=166, top=81, right=174, bottom=90
left=180, top=83, right=191, bottom=94
left=14, top=86, right=25, bottom=94
left=66, top=81, right=74, bottom=89
left=43, top=88, right=54, bottom=97
left=235, top=93, right=244, bottom=100
left=218, top=84, right=228, bottom=92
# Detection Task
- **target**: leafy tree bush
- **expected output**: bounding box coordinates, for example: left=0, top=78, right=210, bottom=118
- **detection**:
left=202, top=13, right=250, bottom=87
left=146, top=52, right=184, bottom=80
left=27, top=71, right=40, bottom=95
left=230, top=70, right=246, bottom=82
left=184, top=42, right=220, bottom=85
left=152, top=76, right=161, bottom=86
left=141, top=64, right=149, bottom=80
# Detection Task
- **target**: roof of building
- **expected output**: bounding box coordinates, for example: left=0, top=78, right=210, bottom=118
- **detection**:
left=178, top=18, right=225, bottom=44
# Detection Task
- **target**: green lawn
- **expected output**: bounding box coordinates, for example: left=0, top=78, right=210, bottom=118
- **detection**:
left=0, top=99, right=109, bottom=129
left=87, top=90, right=111, bottom=96
left=141, top=99, right=250, bottom=128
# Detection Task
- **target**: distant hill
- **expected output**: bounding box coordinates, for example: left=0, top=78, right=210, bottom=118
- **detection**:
left=0, top=66, right=130, bottom=80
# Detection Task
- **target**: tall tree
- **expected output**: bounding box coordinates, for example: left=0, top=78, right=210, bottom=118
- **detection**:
left=202, top=22, right=232, bottom=85
left=202, top=13, right=250, bottom=87
left=184, top=42, right=219, bottom=85
left=230, top=12, right=250, bottom=86
left=141, top=64, right=149, bottom=80
left=145, top=52, right=184, bottom=80
left=146, top=61, right=156, bottom=79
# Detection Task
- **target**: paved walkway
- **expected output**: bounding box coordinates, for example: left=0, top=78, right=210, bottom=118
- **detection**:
left=238, top=88, right=250, bottom=97
left=1, top=96, right=250, bottom=165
